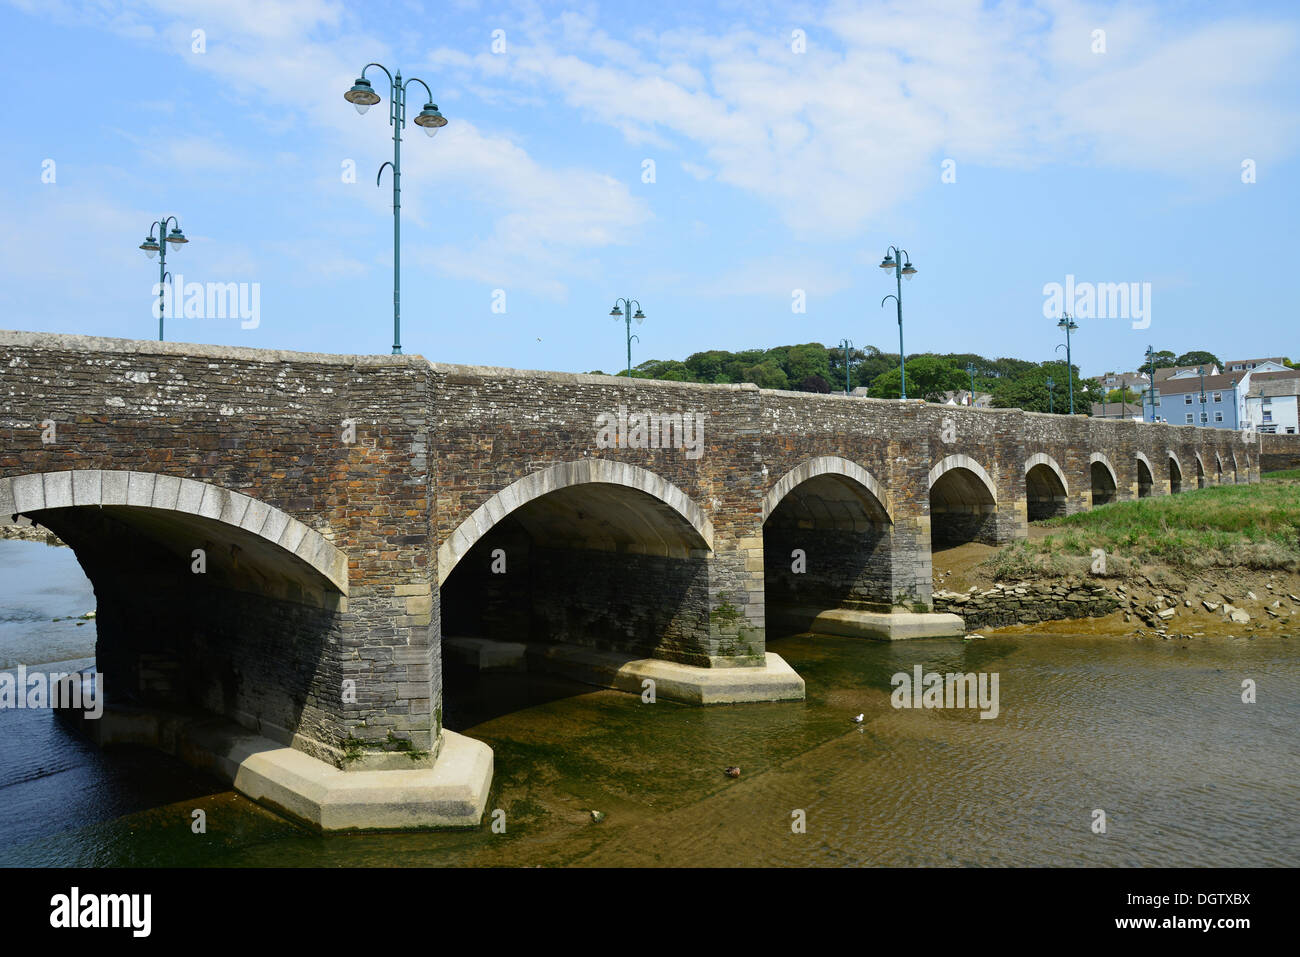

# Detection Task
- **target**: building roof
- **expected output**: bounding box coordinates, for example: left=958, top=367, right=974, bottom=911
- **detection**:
left=1247, top=372, right=1300, bottom=398
left=1153, top=372, right=1246, bottom=395
left=1224, top=357, right=1287, bottom=368
left=1154, top=363, right=1218, bottom=381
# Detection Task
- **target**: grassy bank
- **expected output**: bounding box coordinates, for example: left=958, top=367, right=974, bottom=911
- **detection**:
left=988, top=471, right=1300, bottom=579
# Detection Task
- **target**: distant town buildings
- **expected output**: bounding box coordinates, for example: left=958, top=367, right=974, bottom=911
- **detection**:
left=1224, top=357, right=1290, bottom=374
left=1244, top=370, right=1300, bottom=434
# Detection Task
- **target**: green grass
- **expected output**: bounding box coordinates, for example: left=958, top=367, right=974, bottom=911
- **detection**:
left=990, top=473, right=1300, bottom=574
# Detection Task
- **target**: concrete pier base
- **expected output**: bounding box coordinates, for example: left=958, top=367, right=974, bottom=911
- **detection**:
left=443, top=635, right=528, bottom=672
left=522, top=642, right=805, bottom=704
left=65, top=704, right=493, bottom=831
left=773, top=605, right=967, bottom=641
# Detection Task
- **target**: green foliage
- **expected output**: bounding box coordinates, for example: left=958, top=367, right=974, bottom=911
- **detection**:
left=867, top=355, right=967, bottom=401
left=1175, top=350, right=1223, bottom=371
left=1105, top=386, right=1142, bottom=404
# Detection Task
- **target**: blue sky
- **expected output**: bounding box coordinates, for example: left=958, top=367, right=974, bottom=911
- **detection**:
left=2, top=0, right=1297, bottom=377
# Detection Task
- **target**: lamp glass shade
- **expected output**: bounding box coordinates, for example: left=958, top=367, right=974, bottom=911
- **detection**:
left=166, top=228, right=187, bottom=247
left=414, top=103, right=447, bottom=132
left=879, top=257, right=895, bottom=270
left=610, top=307, right=623, bottom=318
left=140, top=237, right=160, bottom=258
left=345, top=78, right=382, bottom=112
left=902, top=263, right=916, bottom=279
left=633, top=309, right=645, bottom=321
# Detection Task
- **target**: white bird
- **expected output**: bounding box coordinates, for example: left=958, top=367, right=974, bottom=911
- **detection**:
left=852, top=713, right=864, bottom=723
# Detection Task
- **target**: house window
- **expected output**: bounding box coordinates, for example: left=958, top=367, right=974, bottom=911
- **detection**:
left=1185, top=413, right=1194, bottom=423
left=1263, top=411, right=1273, bottom=422
left=1200, top=412, right=1208, bottom=423
left=1184, top=394, right=1192, bottom=404
left=1215, top=412, right=1224, bottom=422
left=1213, top=392, right=1222, bottom=402
left=1154, top=397, right=1161, bottom=407
left=1288, top=427, right=1296, bottom=434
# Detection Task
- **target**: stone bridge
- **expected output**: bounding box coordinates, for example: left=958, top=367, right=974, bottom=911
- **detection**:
left=0, top=331, right=1263, bottom=828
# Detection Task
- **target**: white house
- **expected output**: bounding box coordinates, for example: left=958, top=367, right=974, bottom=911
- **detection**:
left=1244, top=371, right=1300, bottom=435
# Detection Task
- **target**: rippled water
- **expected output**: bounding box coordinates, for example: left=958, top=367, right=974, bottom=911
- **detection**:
left=1, top=538, right=1297, bottom=867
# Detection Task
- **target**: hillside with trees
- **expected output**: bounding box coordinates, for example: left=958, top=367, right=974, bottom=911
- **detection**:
left=588, top=342, right=1103, bottom=414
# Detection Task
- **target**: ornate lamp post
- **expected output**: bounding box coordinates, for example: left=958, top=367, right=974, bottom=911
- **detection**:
left=965, top=361, right=977, bottom=407
left=609, top=298, right=645, bottom=377
left=878, top=245, right=917, bottom=399
left=1056, top=313, right=1079, bottom=414
left=138, top=216, right=188, bottom=341
left=1046, top=376, right=1055, bottom=414
left=344, top=64, right=448, bottom=355
left=840, top=338, right=855, bottom=395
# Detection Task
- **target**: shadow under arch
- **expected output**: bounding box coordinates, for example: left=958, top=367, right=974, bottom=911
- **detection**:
left=437, top=460, right=719, bottom=724
left=928, top=454, right=999, bottom=544
left=1, top=469, right=350, bottom=754
left=1089, top=452, right=1119, bottom=506
left=761, top=457, right=897, bottom=624
left=1024, top=452, right=1069, bottom=520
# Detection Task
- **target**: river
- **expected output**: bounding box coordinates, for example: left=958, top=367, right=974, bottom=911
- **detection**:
left=1, top=537, right=1296, bottom=867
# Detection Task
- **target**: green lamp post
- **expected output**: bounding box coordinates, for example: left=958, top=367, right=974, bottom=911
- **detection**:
left=1145, top=344, right=1157, bottom=422
left=1056, top=313, right=1079, bottom=414
left=138, top=217, right=188, bottom=341
left=1046, top=376, right=1055, bottom=414
left=840, top=338, right=855, bottom=395
left=344, top=65, right=448, bottom=355
left=965, top=361, right=977, bottom=407
left=609, top=298, right=645, bottom=377
left=879, top=245, right=917, bottom=399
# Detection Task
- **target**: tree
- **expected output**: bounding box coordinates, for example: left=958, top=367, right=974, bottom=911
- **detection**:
left=1106, top=386, right=1141, bottom=404
left=1175, top=350, right=1223, bottom=372
left=742, top=359, right=789, bottom=390
left=795, top=374, right=832, bottom=393
left=867, top=356, right=966, bottom=402
left=1143, top=349, right=1177, bottom=370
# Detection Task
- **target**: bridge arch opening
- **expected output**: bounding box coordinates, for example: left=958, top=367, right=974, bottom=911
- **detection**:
left=2, top=470, right=348, bottom=753
left=928, top=456, right=998, bottom=545
left=1089, top=453, right=1118, bottom=506
left=1194, top=454, right=1207, bottom=489
left=1215, top=453, right=1223, bottom=485
left=1025, top=454, right=1069, bottom=521
left=1169, top=454, right=1184, bottom=494
left=438, top=462, right=716, bottom=696
left=761, top=458, right=894, bottom=623
left=1136, top=455, right=1154, bottom=498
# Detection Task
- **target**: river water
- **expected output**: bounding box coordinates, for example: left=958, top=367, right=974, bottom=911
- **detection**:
left=2, top=537, right=1296, bottom=867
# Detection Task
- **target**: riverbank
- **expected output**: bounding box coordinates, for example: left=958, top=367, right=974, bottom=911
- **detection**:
left=934, top=471, right=1300, bottom=639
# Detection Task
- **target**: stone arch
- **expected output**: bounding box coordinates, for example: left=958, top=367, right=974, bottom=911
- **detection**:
left=1193, top=452, right=1207, bottom=488
left=928, top=454, right=998, bottom=502
left=1024, top=453, right=1069, bottom=520
left=1168, top=451, right=1184, bottom=494
left=1135, top=452, right=1155, bottom=498
left=1231, top=450, right=1240, bottom=483
left=761, top=457, right=895, bottom=616
left=1089, top=452, right=1118, bottom=505
left=1, top=469, right=347, bottom=594
left=762, top=456, right=891, bottom=525
left=928, top=454, right=999, bottom=544
left=1214, top=452, right=1224, bottom=482
left=437, top=459, right=714, bottom=585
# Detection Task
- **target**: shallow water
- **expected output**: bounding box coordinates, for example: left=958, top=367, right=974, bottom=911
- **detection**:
left=1, top=538, right=1296, bottom=867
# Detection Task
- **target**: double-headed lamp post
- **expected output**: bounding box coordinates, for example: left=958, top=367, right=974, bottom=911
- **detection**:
left=1056, top=313, right=1079, bottom=414
left=879, top=246, right=917, bottom=399
left=1046, top=376, right=1055, bottom=414
left=138, top=217, right=188, bottom=341
left=965, top=361, right=977, bottom=406
left=344, top=64, right=448, bottom=355
left=840, top=338, right=855, bottom=395
left=609, top=298, right=645, bottom=377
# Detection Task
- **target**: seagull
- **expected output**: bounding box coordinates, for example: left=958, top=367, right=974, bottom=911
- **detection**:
left=852, top=713, right=864, bottom=723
